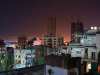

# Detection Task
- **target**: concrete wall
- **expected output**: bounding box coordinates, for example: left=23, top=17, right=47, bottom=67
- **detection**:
left=46, top=65, right=68, bottom=75
left=71, top=48, right=85, bottom=58
left=45, top=65, right=79, bottom=75
left=88, top=48, right=97, bottom=59
left=96, top=34, right=100, bottom=52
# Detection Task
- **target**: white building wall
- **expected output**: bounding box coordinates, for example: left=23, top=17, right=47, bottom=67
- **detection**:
left=80, top=36, right=96, bottom=46
left=46, top=65, right=68, bottom=75
left=74, top=68, right=78, bottom=75
left=96, top=34, right=100, bottom=52
left=88, top=48, right=97, bottom=59
left=6, top=44, right=16, bottom=48
left=71, top=48, right=85, bottom=58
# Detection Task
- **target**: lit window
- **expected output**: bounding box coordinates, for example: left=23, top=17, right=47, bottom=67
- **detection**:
left=88, top=40, right=92, bottom=44
left=88, top=64, right=91, bottom=69
left=77, top=51, right=81, bottom=54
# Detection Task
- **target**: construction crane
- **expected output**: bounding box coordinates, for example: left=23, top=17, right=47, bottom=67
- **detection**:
left=68, top=14, right=90, bottom=22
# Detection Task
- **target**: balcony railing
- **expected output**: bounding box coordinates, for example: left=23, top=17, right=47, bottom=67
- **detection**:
left=26, top=53, right=31, bottom=55
left=25, top=63, right=31, bottom=65
left=83, top=56, right=97, bottom=60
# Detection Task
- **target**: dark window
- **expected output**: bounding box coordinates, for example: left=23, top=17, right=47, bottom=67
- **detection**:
left=44, top=43, right=46, bottom=45
left=19, top=55, right=21, bottom=58
left=71, top=47, right=72, bottom=50
left=91, top=52, right=95, bottom=59
left=85, top=50, right=88, bottom=53
left=54, top=46, right=56, bottom=48
left=77, top=51, right=81, bottom=54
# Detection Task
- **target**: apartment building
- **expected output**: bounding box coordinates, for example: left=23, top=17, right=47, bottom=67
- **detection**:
left=59, top=27, right=100, bottom=72
left=42, top=35, right=64, bottom=48
left=14, top=46, right=35, bottom=69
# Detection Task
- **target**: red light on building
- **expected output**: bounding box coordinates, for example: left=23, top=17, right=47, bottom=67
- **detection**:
left=98, top=65, right=100, bottom=74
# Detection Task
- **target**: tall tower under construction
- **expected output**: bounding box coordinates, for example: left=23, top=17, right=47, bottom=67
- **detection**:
left=71, top=19, right=83, bottom=43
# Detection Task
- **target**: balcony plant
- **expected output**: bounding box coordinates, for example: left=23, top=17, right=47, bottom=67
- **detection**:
left=48, top=69, right=52, bottom=75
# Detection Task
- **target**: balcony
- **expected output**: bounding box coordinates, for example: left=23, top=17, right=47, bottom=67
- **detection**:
left=25, top=62, right=31, bottom=65
left=82, top=56, right=97, bottom=63
left=25, top=57, right=32, bottom=60
left=26, top=53, right=31, bottom=55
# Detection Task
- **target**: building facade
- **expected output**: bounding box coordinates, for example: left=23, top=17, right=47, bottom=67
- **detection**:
left=59, top=27, right=100, bottom=72
left=71, top=19, right=83, bottom=43
left=5, top=42, right=18, bottom=49
left=14, top=46, right=35, bottom=69
left=42, top=35, right=64, bottom=48
left=47, top=17, right=56, bottom=35
left=18, top=35, right=27, bottom=46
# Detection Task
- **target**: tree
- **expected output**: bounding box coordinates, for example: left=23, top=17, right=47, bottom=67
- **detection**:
left=2, top=53, right=14, bottom=71
left=0, top=53, right=3, bottom=66
left=32, top=61, right=38, bottom=66
left=38, top=57, right=44, bottom=65
left=48, top=69, right=52, bottom=75
left=0, top=39, right=5, bottom=51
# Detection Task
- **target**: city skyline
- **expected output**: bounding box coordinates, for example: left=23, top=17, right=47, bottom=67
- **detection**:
left=0, top=0, right=100, bottom=42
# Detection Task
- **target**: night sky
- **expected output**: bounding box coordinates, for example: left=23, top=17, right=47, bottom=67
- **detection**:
left=0, top=0, right=100, bottom=42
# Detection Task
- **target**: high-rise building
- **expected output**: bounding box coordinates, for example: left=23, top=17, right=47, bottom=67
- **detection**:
left=18, top=35, right=27, bottom=46
left=42, top=18, right=64, bottom=48
left=71, top=19, right=83, bottom=42
left=47, top=17, right=56, bottom=35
